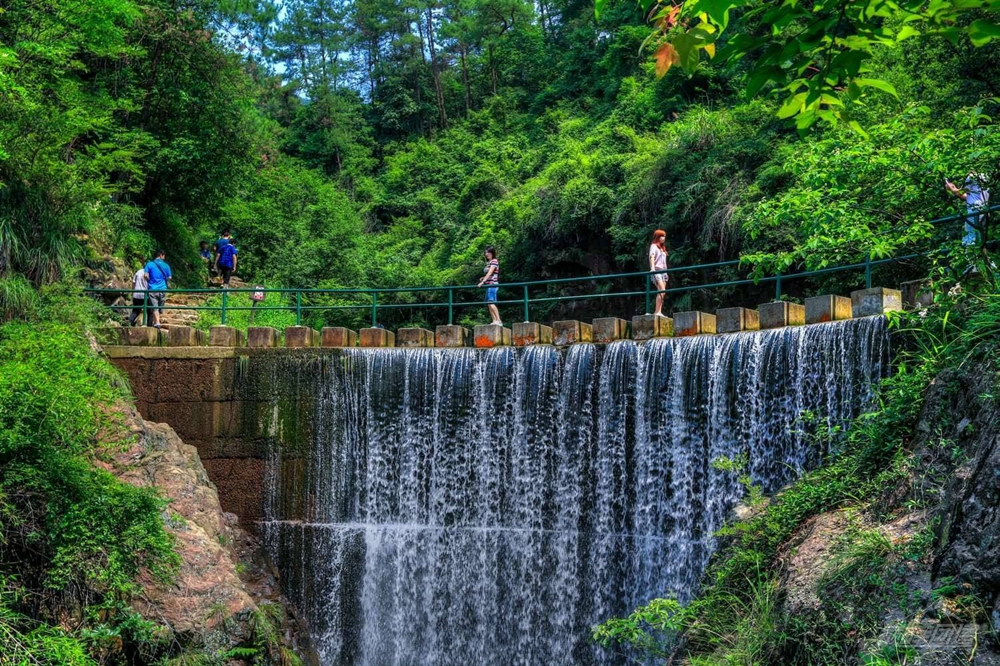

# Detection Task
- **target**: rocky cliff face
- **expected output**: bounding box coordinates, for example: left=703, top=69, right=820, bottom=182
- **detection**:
left=770, top=364, right=1000, bottom=665
left=96, top=403, right=306, bottom=661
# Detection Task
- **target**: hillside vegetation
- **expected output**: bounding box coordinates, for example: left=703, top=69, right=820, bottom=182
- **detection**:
left=4, top=0, right=1000, bottom=664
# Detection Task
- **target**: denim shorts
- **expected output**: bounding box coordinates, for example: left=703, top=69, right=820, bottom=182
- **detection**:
left=486, top=287, right=498, bottom=303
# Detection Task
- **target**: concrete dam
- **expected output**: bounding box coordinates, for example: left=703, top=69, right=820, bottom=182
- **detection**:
left=107, top=316, right=890, bottom=665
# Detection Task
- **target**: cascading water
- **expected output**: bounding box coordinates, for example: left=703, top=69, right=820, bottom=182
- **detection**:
left=248, top=317, right=890, bottom=665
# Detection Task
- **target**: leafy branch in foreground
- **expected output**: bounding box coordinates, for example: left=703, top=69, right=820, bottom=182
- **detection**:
left=599, top=0, right=1000, bottom=130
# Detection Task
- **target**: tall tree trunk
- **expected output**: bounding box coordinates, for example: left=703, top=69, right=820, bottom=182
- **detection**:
left=460, top=43, right=471, bottom=115
left=488, top=42, right=498, bottom=95
left=411, top=18, right=424, bottom=135
left=426, top=7, right=448, bottom=129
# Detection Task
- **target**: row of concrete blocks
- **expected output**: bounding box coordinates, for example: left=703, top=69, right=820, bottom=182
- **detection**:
left=98, top=287, right=902, bottom=349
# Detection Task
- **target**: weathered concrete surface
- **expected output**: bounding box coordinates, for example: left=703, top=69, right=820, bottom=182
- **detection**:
left=716, top=307, right=759, bottom=334
left=209, top=326, right=245, bottom=347
left=397, top=327, right=434, bottom=347
left=103, top=346, right=237, bottom=360
left=553, top=320, right=593, bottom=346
left=474, top=324, right=511, bottom=347
left=674, top=311, right=717, bottom=336
left=106, top=348, right=247, bottom=527
left=805, top=295, right=852, bottom=324
left=167, top=326, right=206, bottom=347
left=901, top=280, right=934, bottom=310
left=360, top=327, right=395, bottom=347
left=852, top=287, right=903, bottom=317
left=512, top=322, right=552, bottom=346
left=436, top=325, right=471, bottom=347
left=632, top=314, right=673, bottom=340
left=98, top=326, right=163, bottom=346
left=321, top=327, right=356, bottom=348
left=284, top=326, right=319, bottom=348
left=593, top=317, right=630, bottom=343
left=759, top=302, right=805, bottom=329
left=248, top=326, right=280, bottom=348
left=96, top=327, right=127, bottom=346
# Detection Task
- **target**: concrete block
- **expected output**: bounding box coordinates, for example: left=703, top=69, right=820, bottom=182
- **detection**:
left=512, top=322, right=552, bottom=346
left=209, top=326, right=245, bottom=347
left=900, top=280, right=934, bottom=310
left=247, top=326, right=280, bottom=348
left=759, top=302, right=805, bottom=329
left=96, top=327, right=126, bottom=346
left=124, top=326, right=162, bottom=346
left=397, top=327, right=434, bottom=347
left=167, top=326, right=204, bottom=347
left=435, top=325, right=471, bottom=348
left=716, top=307, right=759, bottom=334
left=284, top=326, right=318, bottom=348
left=553, top=320, right=593, bottom=346
left=592, top=317, right=630, bottom=343
left=473, top=324, right=511, bottom=348
left=632, top=315, right=673, bottom=340
left=674, top=311, right=717, bottom=336
left=360, top=328, right=395, bottom=347
left=805, top=295, right=852, bottom=324
left=851, top=287, right=903, bottom=317
left=321, top=327, right=357, bottom=348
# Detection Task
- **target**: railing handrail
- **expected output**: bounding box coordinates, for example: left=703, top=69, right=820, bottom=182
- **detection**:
left=85, top=204, right=993, bottom=327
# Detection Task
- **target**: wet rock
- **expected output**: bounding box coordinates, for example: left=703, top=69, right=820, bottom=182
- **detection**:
left=96, top=404, right=304, bottom=657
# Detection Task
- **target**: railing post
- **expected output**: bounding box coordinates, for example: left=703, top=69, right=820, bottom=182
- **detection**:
left=371, top=291, right=378, bottom=327
left=864, top=251, right=872, bottom=289
left=448, top=288, right=454, bottom=325
left=143, top=290, right=149, bottom=327
left=522, top=285, right=529, bottom=322
left=221, top=289, right=228, bottom=325
left=775, top=272, right=782, bottom=301
left=645, top=274, right=652, bottom=315
left=295, top=291, right=302, bottom=326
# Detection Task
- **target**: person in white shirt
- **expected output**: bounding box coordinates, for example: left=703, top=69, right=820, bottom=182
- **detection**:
left=129, top=265, right=148, bottom=326
left=649, top=229, right=669, bottom=316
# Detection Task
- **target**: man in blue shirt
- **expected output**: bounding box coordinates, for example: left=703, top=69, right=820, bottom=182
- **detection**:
left=144, top=249, right=172, bottom=328
left=213, top=230, right=232, bottom=266
left=217, top=241, right=238, bottom=288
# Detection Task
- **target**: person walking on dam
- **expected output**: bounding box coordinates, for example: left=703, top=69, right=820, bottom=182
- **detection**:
left=144, top=249, right=172, bottom=329
left=649, top=229, right=669, bottom=316
left=478, top=246, right=501, bottom=326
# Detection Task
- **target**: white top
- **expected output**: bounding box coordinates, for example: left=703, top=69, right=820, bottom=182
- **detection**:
left=132, top=269, right=148, bottom=300
left=649, top=243, right=668, bottom=272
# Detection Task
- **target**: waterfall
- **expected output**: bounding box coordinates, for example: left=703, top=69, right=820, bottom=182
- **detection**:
left=249, top=317, right=890, bottom=665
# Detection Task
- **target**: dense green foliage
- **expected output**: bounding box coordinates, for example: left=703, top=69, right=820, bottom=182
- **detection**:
left=0, top=288, right=177, bottom=664
left=605, top=0, right=1000, bottom=129
left=3, top=0, right=999, bottom=328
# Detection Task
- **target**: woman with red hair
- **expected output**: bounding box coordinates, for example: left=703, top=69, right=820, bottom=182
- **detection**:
left=649, top=230, right=669, bottom=316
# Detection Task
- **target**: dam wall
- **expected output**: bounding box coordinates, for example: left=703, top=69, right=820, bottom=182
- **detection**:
left=105, top=316, right=891, bottom=665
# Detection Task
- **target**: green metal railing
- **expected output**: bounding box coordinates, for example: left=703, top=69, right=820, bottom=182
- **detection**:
left=86, top=205, right=993, bottom=328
